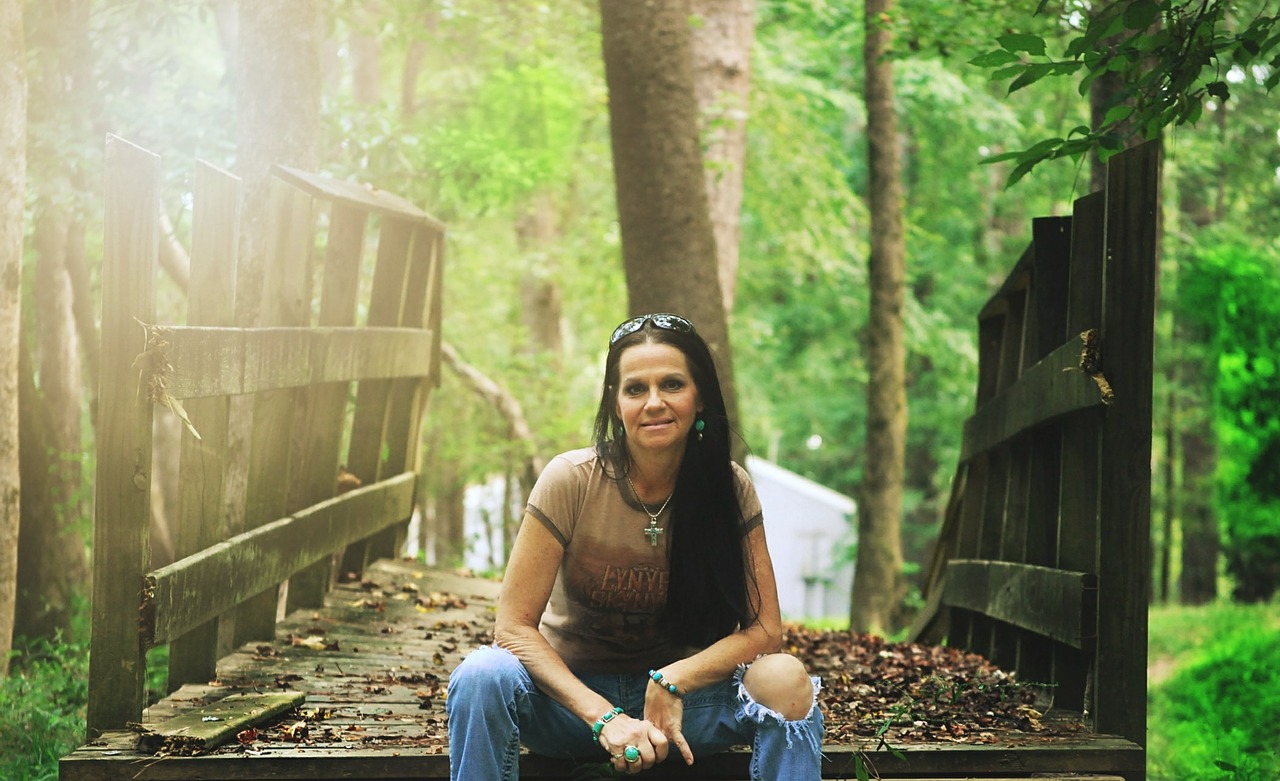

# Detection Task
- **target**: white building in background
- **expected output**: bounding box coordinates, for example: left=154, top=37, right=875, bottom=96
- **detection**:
left=746, top=456, right=857, bottom=624
left=417, top=457, right=858, bottom=624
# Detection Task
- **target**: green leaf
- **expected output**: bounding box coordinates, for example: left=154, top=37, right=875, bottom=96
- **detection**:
left=1103, top=104, right=1135, bottom=126
left=1008, top=62, right=1054, bottom=93
left=1122, top=0, right=1161, bottom=30
left=1205, top=81, right=1230, bottom=100
left=997, top=33, right=1046, bottom=56
left=1005, top=156, right=1043, bottom=187
left=991, top=64, right=1027, bottom=81
left=1025, top=136, right=1065, bottom=157
left=978, top=149, right=1026, bottom=165
left=969, top=49, right=1022, bottom=67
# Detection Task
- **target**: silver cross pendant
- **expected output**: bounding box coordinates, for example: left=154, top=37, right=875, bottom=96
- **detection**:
left=643, top=518, right=664, bottom=547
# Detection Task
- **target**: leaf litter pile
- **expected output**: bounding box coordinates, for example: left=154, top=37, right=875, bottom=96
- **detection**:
left=178, top=565, right=1085, bottom=758
left=785, top=626, right=1087, bottom=746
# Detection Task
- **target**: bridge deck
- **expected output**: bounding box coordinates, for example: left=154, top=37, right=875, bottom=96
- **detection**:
left=60, top=558, right=1142, bottom=781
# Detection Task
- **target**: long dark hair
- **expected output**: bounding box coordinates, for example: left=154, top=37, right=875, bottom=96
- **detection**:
left=592, top=318, right=756, bottom=647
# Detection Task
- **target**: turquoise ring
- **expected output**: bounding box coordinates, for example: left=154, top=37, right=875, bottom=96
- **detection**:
left=623, top=745, right=641, bottom=763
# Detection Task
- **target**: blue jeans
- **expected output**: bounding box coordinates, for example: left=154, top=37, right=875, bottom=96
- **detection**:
left=446, top=645, right=824, bottom=780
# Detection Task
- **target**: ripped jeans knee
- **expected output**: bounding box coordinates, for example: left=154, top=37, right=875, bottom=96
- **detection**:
left=733, top=661, right=824, bottom=780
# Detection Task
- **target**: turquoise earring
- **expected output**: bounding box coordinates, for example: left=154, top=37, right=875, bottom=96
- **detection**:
left=695, top=416, right=705, bottom=441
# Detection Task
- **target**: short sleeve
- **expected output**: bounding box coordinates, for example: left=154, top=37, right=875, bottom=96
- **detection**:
left=525, top=451, right=589, bottom=548
left=732, top=461, right=764, bottom=534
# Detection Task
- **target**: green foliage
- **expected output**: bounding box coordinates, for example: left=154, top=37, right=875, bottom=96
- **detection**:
left=1178, top=241, right=1280, bottom=601
left=0, top=634, right=89, bottom=781
left=972, top=1, right=1280, bottom=185
left=1148, top=602, right=1280, bottom=780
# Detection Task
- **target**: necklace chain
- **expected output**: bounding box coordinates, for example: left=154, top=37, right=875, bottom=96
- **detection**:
left=626, top=474, right=672, bottom=547
left=625, top=473, right=672, bottom=522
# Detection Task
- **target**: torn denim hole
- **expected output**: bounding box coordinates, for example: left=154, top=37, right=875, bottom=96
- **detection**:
left=732, top=663, right=825, bottom=753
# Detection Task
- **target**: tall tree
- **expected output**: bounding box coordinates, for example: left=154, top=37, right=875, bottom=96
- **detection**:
left=689, top=0, right=755, bottom=315
left=0, top=0, right=26, bottom=677
left=226, top=0, right=324, bottom=533
left=598, top=0, right=740, bottom=446
left=852, top=0, right=907, bottom=635
left=18, top=0, right=93, bottom=641
left=234, top=0, right=323, bottom=329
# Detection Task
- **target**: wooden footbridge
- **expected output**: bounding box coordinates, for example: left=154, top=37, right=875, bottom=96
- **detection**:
left=60, top=137, right=1159, bottom=780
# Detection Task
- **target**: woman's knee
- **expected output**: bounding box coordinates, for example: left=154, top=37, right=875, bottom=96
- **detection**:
left=741, top=653, right=816, bottom=721
left=448, top=645, right=526, bottom=700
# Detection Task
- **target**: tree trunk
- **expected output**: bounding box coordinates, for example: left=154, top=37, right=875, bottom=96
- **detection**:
left=598, top=0, right=740, bottom=452
left=228, top=0, right=324, bottom=531
left=17, top=205, right=91, bottom=641
left=689, top=0, right=754, bottom=315
left=233, top=0, right=323, bottom=330
left=1179, top=423, right=1218, bottom=604
left=0, top=0, right=26, bottom=676
left=516, top=193, right=565, bottom=361
left=851, top=0, right=907, bottom=636
left=1089, top=11, right=1157, bottom=190
left=349, top=3, right=381, bottom=106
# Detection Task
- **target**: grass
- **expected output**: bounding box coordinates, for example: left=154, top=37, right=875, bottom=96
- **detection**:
left=1147, top=600, right=1280, bottom=781
left=0, top=632, right=90, bottom=781
left=0, top=607, right=170, bottom=781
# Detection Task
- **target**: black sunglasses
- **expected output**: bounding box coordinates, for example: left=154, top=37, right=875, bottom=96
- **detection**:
left=609, top=313, right=696, bottom=345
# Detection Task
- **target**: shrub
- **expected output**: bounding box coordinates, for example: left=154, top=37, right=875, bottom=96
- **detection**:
left=0, top=635, right=90, bottom=781
left=1148, top=621, right=1280, bottom=780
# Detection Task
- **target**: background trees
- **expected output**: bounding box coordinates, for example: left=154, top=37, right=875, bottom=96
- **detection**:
left=3, top=0, right=1277, bottom=661
left=0, top=0, right=26, bottom=678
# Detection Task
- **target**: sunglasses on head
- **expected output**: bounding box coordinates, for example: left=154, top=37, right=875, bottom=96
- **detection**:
left=609, top=313, right=696, bottom=345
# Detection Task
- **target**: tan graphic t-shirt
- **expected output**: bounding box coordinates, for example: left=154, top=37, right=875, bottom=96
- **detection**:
left=525, top=447, right=763, bottom=673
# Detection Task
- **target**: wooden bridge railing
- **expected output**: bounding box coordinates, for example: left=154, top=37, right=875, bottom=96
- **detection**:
left=909, top=139, right=1160, bottom=755
left=87, top=135, right=446, bottom=737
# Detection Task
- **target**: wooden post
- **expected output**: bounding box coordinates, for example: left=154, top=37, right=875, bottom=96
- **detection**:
left=87, top=135, right=159, bottom=736
left=234, top=179, right=312, bottom=644
left=168, top=162, right=241, bottom=690
left=287, top=203, right=367, bottom=609
left=341, top=216, right=415, bottom=576
left=1095, top=139, right=1160, bottom=749
left=369, top=224, right=446, bottom=561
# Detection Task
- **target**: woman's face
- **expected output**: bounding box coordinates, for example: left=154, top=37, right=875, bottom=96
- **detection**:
left=614, top=342, right=702, bottom=459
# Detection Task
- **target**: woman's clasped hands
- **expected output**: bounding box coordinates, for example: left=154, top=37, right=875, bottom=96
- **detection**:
left=597, top=711, right=670, bottom=775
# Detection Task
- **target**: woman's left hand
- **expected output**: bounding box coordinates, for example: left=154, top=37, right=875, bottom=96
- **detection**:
left=644, top=683, right=695, bottom=765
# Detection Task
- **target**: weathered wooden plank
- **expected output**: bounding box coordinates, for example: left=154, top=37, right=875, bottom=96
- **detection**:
left=146, top=474, right=416, bottom=647
left=342, top=218, right=415, bottom=576
left=274, top=163, right=447, bottom=231
left=289, top=203, right=369, bottom=610
left=88, top=134, right=160, bottom=735
left=234, top=178, right=313, bottom=645
left=960, top=337, right=1110, bottom=461
left=169, top=161, right=242, bottom=691
left=977, top=242, right=1031, bottom=322
left=347, top=218, right=414, bottom=484
left=1030, top=216, right=1072, bottom=361
left=1094, top=138, right=1160, bottom=746
left=60, top=736, right=1143, bottom=780
left=370, top=225, right=445, bottom=562
left=1052, top=188, right=1106, bottom=714
left=135, top=692, right=305, bottom=755
left=159, top=326, right=435, bottom=398
left=942, top=559, right=1096, bottom=649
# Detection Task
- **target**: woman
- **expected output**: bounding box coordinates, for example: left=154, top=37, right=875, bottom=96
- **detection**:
left=446, top=313, right=824, bottom=779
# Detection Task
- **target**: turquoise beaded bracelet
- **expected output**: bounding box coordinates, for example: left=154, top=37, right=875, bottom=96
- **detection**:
left=648, top=669, right=683, bottom=698
left=591, top=706, right=623, bottom=742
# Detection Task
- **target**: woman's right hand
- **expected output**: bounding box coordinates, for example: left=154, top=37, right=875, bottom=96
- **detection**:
left=599, top=713, right=669, bottom=774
